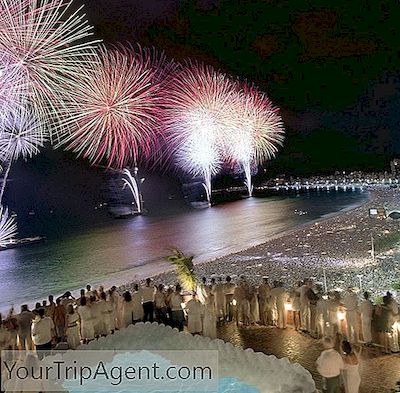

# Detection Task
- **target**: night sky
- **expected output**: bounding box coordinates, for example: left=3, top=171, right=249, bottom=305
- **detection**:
left=80, top=0, right=400, bottom=173
left=7, top=0, right=400, bottom=221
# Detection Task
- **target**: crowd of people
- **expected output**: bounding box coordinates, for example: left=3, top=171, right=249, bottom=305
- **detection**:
left=0, top=275, right=398, bottom=352
left=0, top=275, right=399, bottom=392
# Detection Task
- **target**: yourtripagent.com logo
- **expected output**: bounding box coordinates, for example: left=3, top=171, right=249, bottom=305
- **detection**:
left=1, top=350, right=218, bottom=392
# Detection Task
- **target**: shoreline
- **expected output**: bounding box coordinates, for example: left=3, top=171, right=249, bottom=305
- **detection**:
left=2, top=188, right=394, bottom=315
left=127, top=187, right=399, bottom=300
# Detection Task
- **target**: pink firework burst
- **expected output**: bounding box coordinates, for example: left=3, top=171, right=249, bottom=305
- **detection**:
left=226, top=82, right=285, bottom=165
left=163, top=61, right=239, bottom=200
left=223, top=82, right=285, bottom=196
left=57, top=45, right=167, bottom=168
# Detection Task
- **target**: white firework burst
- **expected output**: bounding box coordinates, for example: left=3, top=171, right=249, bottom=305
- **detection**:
left=0, top=107, right=46, bottom=162
left=0, top=0, right=100, bottom=139
left=0, top=205, right=17, bottom=247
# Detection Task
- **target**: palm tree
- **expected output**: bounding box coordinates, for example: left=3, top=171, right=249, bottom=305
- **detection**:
left=166, top=249, right=198, bottom=292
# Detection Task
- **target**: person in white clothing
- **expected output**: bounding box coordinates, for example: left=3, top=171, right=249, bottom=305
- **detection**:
left=89, top=296, right=101, bottom=337
left=341, top=340, right=361, bottom=393
left=170, top=285, right=185, bottom=331
left=66, top=304, right=81, bottom=349
left=77, top=297, right=95, bottom=343
left=212, top=277, right=226, bottom=321
left=142, top=278, right=155, bottom=322
left=132, top=284, right=144, bottom=322
left=0, top=314, right=11, bottom=351
left=85, top=284, right=94, bottom=298
left=258, top=278, right=271, bottom=326
left=299, top=279, right=311, bottom=332
left=249, top=285, right=260, bottom=324
left=110, top=287, right=122, bottom=329
left=316, top=336, right=344, bottom=393
left=234, top=279, right=250, bottom=326
left=387, top=292, right=399, bottom=353
left=343, top=288, right=359, bottom=343
left=186, top=294, right=203, bottom=334
left=97, top=292, right=110, bottom=336
left=224, top=276, right=236, bottom=322
left=270, top=281, right=288, bottom=329
left=359, top=292, right=373, bottom=344
left=326, top=292, right=341, bottom=338
left=202, top=293, right=217, bottom=339
left=105, top=290, right=117, bottom=333
left=17, top=305, right=34, bottom=350
left=31, top=308, right=55, bottom=359
left=316, top=295, right=329, bottom=338
left=121, top=291, right=135, bottom=328
left=154, top=284, right=167, bottom=324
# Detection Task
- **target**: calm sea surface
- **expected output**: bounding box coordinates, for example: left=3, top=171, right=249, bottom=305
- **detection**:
left=0, top=191, right=369, bottom=311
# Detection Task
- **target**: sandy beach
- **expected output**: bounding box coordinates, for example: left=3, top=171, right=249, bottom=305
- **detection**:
left=130, top=187, right=400, bottom=300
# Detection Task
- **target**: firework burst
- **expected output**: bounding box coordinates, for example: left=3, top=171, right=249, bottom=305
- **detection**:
left=0, top=52, right=25, bottom=121
left=0, top=205, right=17, bottom=247
left=57, top=45, right=166, bottom=168
left=0, top=107, right=46, bottom=162
left=164, top=61, right=238, bottom=204
left=224, top=83, right=285, bottom=196
left=0, top=0, right=100, bottom=138
left=0, top=106, right=46, bottom=201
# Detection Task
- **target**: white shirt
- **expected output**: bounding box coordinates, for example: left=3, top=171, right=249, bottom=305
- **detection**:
left=316, top=349, right=344, bottom=378
left=170, top=293, right=183, bottom=311
left=142, top=286, right=155, bottom=303
left=270, top=287, right=288, bottom=307
left=343, top=293, right=358, bottom=312
left=154, top=291, right=166, bottom=308
left=31, top=317, right=54, bottom=346
left=299, top=285, right=310, bottom=305
left=359, top=300, right=373, bottom=318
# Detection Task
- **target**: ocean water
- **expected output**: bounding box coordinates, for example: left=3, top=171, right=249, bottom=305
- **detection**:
left=0, top=190, right=369, bottom=312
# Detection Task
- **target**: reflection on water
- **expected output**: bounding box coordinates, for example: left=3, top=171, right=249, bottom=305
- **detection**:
left=0, top=191, right=368, bottom=311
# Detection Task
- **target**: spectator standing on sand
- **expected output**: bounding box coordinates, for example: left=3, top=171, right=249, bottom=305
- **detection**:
left=120, top=291, right=135, bottom=328
left=359, top=292, right=373, bottom=344
left=212, top=277, right=226, bottom=322
left=110, top=286, right=122, bottom=329
left=343, top=287, right=359, bottom=343
left=46, top=295, right=56, bottom=320
left=17, top=305, right=34, bottom=350
left=31, top=308, right=55, bottom=359
left=186, top=293, right=203, bottom=334
left=316, top=294, right=329, bottom=338
left=270, top=281, right=288, bottom=329
left=105, top=290, right=116, bottom=333
left=0, top=314, right=11, bottom=350
left=386, top=292, right=399, bottom=353
left=154, top=284, right=167, bottom=324
left=316, top=336, right=344, bottom=393
left=142, top=278, right=155, bottom=323
left=170, top=284, right=185, bottom=331
left=77, top=297, right=94, bottom=344
left=224, top=276, right=236, bottom=322
left=66, top=304, right=81, bottom=349
left=249, top=284, right=260, bottom=324
left=203, top=293, right=217, bottom=339
left=299, top=279, right=311, bottom=332
left=234, top=278, right=250, bottom=326
left=53, top=298, right=67, bottom=342
left=132, top=284, right=144, bottom=323
left=258, top=278, right=271, bottom=326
